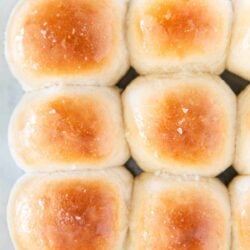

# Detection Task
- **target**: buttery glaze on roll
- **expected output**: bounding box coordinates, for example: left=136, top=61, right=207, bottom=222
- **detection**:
left=9, top=86, right=129, bottom=172
left=127, top=0, right=232, bottom=75
left=7, top=168, right=133, bottom=250
left=5, top=0, right=129, bottom=90
left=128, top=174, right=231, bottom=250
left=230, top=176, right=250, bottom=250
left=234, top=86, right=250, bottom=174
left=123, top=74, right=236, bottom=176
left=227, top=0, right=250, bottom=81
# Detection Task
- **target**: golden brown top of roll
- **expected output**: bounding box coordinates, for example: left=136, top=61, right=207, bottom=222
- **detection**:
left=152, top=190, right=222, bottom=249
left=123, top=74, right=236, bottom=175
left=9, top=86, right=129, bottom=171
left=147, top=86, right=225, bottom=165
left=128, top=174, right=231, bottom=250
left=8, top=169, right=132, bottom=250
left=136, top=0, right=221, bottom=57
left=15, top=95, right=111, bottom=166
left=10, top=178, right=119, bottom=250
left=13, top=0, right=114, bottom=75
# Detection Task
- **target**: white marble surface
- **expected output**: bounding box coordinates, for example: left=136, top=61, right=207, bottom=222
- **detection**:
left=0, top=1, right=24, bottom=249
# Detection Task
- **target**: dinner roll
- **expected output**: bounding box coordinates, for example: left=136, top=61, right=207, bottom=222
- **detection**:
left=9, top=86, right=129, bottom=172
left=5, top=0, right=129, bottom=90
left=128, top=173, right=231, bottom=250
left=8, top=167, right=133, bottom=250
left=229, top=176, right=250, bottom=250
left=234, top=86, right=250, bottom=174
left=127, top=0, right=232, bottom=75
left=123, top=74, right=236, bottom=176
left=227, top=0, right=250, bottom=81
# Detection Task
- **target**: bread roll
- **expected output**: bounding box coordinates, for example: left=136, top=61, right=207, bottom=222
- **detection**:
left=234, top=86, right=250, bottom=174
left=8, top=167, right=133, bottom=250
left=9, top=86, right=129, bottom=172
left=229, top=176, right=250, bottom=250
left=227, top=0, right=250, bottom=81
left=5, top=0, right=129, bottom=90
left=123, top=74, right=236, bottom=176
left=128, top=173, right=231, bottom=250
left=127, top=0, right=232, bottom=75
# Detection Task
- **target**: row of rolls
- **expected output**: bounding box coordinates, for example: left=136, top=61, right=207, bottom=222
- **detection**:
left=7, top=73, right=250, bottom=176
left=5, top=0, right=250, bottom=249
left=8, top=168, right=250, bottom=249
left=5, top=0, right=250, bottom=90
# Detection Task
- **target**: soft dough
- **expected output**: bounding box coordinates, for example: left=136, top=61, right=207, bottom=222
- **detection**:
left=234, top=86, right=250, bottom=174
left=229, top=176, right=250, bottom=250
left=9, top=86, right=129, bottom=172
left=123, top=74, right=236, bottom=176
left=227, top=0, right=250, bottom=81
left=128, top=173, right=231, bottom=250
left=7, top=167, right=133, bottom=250
left=5, top=0, right=129, bottom=90
left=127, top=0, right=232, bottom=75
